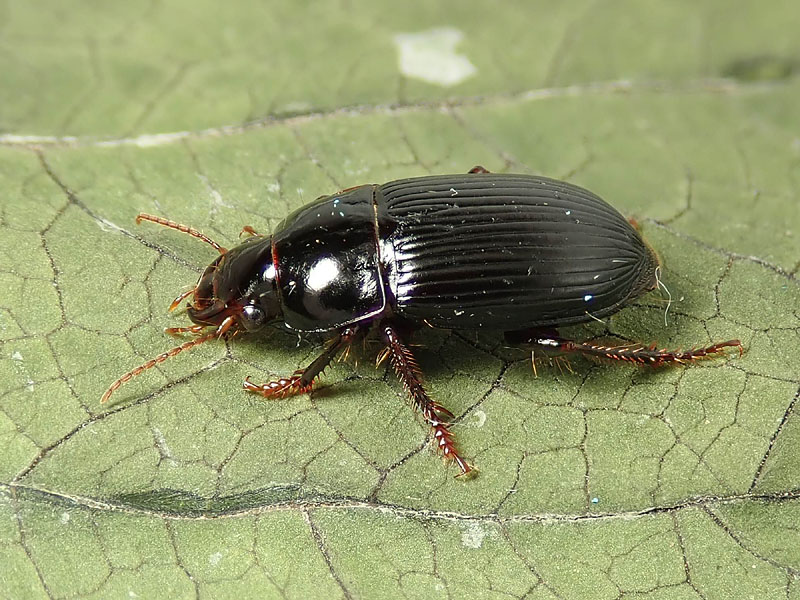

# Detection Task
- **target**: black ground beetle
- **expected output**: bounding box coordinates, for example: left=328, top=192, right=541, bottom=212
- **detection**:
left=102, top=166, right=742, bottom=476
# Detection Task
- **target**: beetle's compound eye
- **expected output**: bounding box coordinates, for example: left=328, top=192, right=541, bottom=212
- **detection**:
left=240, top=304, right=267, bottom=331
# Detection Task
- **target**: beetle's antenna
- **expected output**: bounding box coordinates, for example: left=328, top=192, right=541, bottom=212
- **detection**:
left=136, top=213, right=227, bottom=254
left=654, top=266, right=672, bottom=326
left=100, top=316, right=236, bottom=404
left=101, top=331, right=217, bottom=404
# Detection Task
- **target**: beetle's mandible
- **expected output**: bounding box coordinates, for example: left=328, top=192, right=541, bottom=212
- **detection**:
left=102, top=166, right=742, bottom=477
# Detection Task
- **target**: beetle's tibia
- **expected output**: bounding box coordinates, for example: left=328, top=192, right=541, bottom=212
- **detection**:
left=380, top=323, right=473, bottom=477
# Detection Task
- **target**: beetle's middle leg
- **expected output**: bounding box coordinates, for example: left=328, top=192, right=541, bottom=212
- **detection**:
left=505, top=329, right=742, bottom=368
left=379, top=322, right=472, bottom=476
left=243, top=325, right=361, bottom=398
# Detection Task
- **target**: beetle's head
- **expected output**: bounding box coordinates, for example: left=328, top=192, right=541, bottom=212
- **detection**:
left=101, top=216, right=282, bottom=404
left=186, top=234, right=282, bottom=334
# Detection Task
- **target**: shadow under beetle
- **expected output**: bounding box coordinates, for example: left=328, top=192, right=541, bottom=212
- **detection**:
left=102, top=166, right=742, bottom=477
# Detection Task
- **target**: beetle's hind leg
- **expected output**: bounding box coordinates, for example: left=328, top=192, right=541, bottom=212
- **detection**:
left=243, top=325, right=361, bottom=398
left=378, top=322, right=472, bottom=477
left=505, top=329, right=743, bottom=368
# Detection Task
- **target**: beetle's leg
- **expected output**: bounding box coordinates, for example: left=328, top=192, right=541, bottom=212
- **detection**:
left=243, top=325, right=361, bottom=398
left=379, top=323, right=472, bottom=476
left=164, top=324, right=207, bottom=337
left=468, top=165, right=490, bottom=174
left=505, top=329, right=743, bottom=368
left=168, top=287, right=196, bottom=312
left=239, top=225, right=262, bottom=238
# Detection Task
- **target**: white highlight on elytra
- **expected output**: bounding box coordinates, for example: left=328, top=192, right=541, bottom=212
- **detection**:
left=306, top=257, right=339, bottom=292
left=393, top=27, right=477, bottom=87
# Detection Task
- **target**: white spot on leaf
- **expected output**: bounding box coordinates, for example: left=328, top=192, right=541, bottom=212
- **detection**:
left=461, top=522, right=489, bottom=548
left=472, top=410, right=487, bottom=428
left=209, top=552, right=223, bottom=566
left=152, top=427, right=176, bottom=464
left=9, top=351, right=35, bottom=391
left=393, top=28, right=477, bottom=86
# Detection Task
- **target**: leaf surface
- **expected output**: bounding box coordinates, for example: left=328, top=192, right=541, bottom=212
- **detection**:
left=1, top=2, right=799, bottom=598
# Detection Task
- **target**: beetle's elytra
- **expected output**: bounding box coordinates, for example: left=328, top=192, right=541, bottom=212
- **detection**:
left=102, top=166, right=742, bottom=476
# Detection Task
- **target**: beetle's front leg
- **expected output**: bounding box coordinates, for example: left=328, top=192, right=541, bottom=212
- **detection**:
left=505, top=329, right=743, bottom=367
left=243, top=325, right=361, bottom=398
left=239, top=225, right=263, bottom=238
left=379, top=322, right=472, bottom=476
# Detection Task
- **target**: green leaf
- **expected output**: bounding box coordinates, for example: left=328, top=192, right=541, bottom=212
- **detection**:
left=2, top=1, right=799, bottom=598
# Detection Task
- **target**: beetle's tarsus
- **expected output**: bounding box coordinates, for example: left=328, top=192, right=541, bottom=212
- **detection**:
left=243, top=372, right=314, bottom=398
left=567, top=339, right=743, bottom=366
left=243, top=325, right=362, bottom=399
left=380, top=322, right=472, bottom=477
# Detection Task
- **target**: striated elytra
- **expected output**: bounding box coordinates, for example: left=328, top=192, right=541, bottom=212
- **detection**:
left=102, top=166, right=742, bottom=477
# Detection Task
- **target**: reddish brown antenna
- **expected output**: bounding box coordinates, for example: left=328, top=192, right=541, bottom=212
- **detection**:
left=101, top=317, right=237, bottom=404
left=136, top=213, right=227, bottom=254
left=101, top=332, right=216, bottom=403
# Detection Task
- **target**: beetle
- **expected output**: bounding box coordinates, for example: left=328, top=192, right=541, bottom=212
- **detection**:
left=102, top=166, right=742, bottom=476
